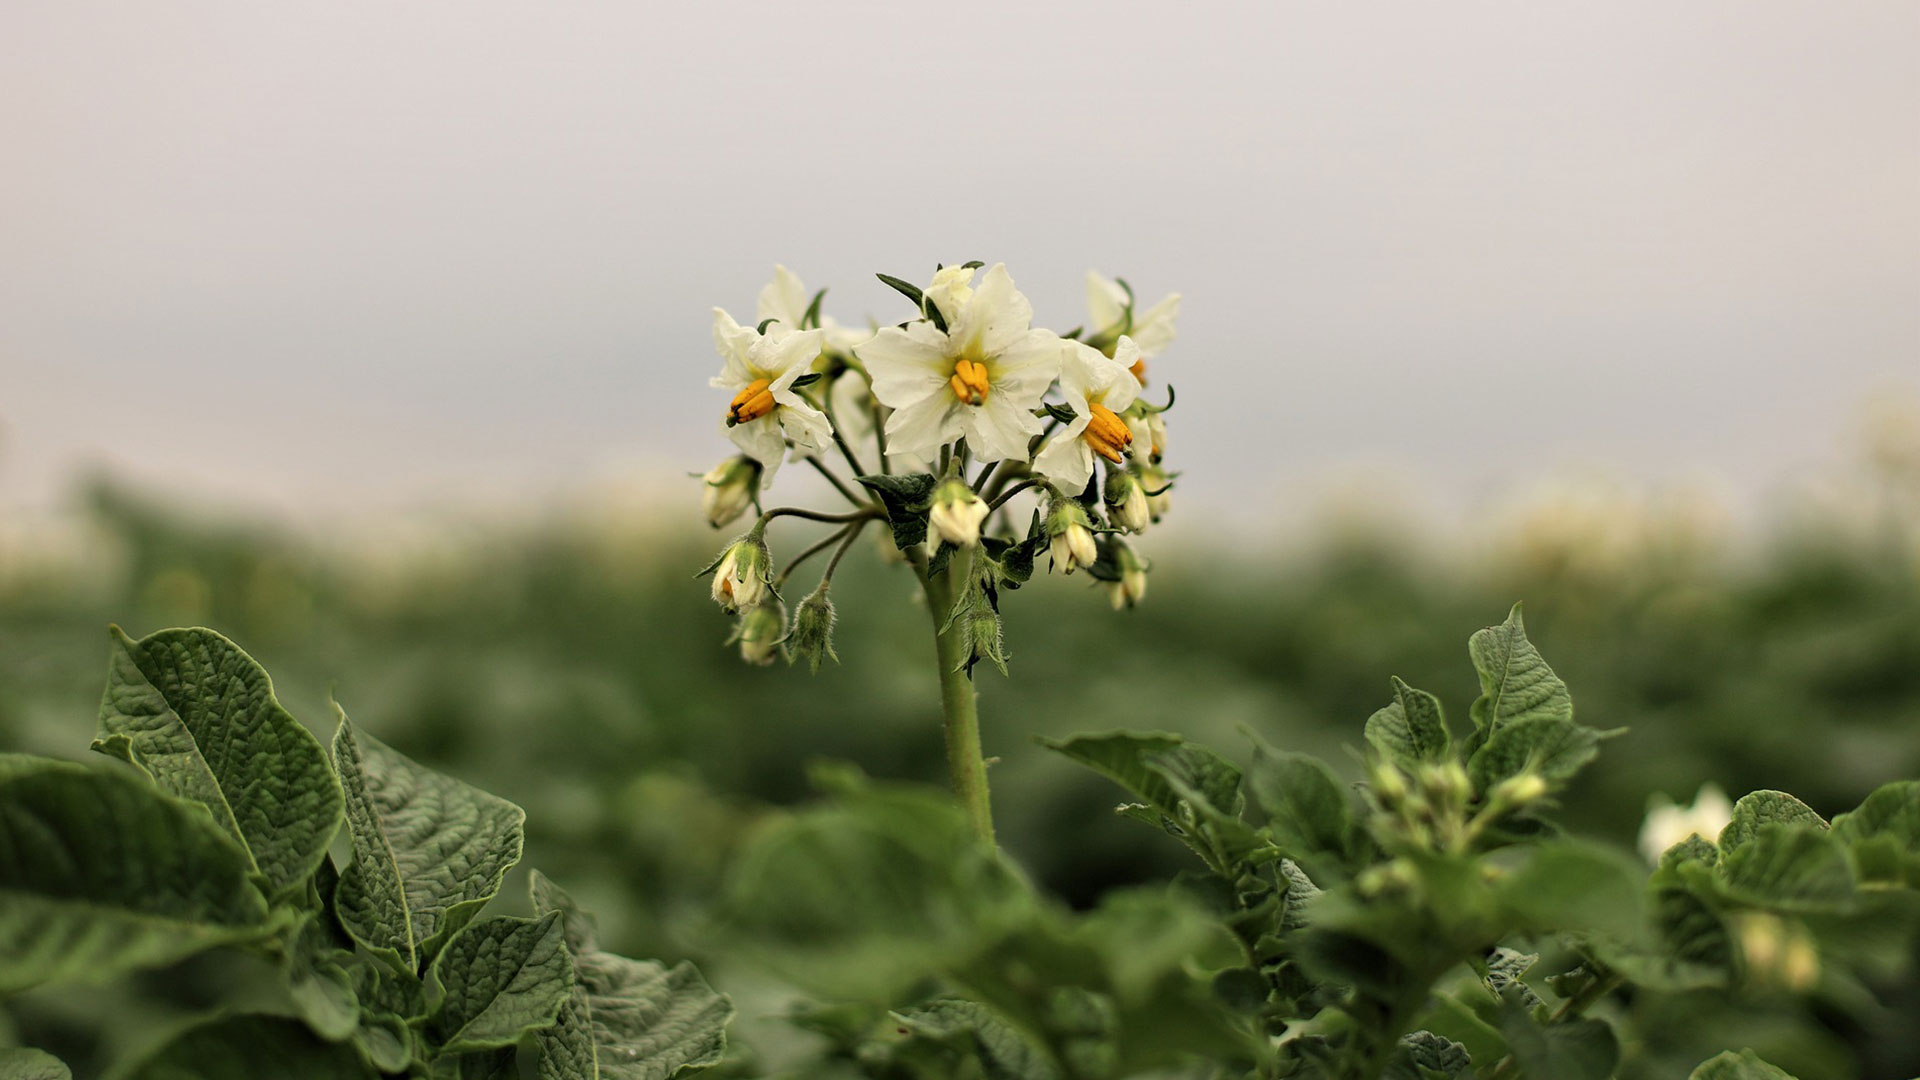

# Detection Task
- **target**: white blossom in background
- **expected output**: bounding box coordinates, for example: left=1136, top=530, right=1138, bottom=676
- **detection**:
left=710, top=309, right=831, bottom=484
left=1086, top=271, right=1180, bottom=382
left=1638, top=783, right=1734, bottom=864
left=1032, top=338, right=1142, bottom=492
left=859, top=263, right=1061, bottom=463
left=756, top=264, right=872, bottom=359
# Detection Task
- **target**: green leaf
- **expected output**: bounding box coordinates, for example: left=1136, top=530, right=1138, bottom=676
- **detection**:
left=114, top=1015, right=375, bottom=1080
left=1043, top=732, right=1266, bottom=870
left=1832, top=781, right=1920, bottom=885
left=876, top=273, right=947, bottom=332
left=0, top=1048, right=71, bottom=1080
left=350, top=963, right=423, bottom=1073
left=532, top=873, right=733, bottom=1080
left=332, top=712, right=526, bottom=973
left=0, top=759, right=270, bottom=992
left=855, top=473, right=937, bottom=551
left=1595, top=886, right=1735, bottom=991
left=1039, top=731, right=1205, bottom=819
left=1496, top=1004, right=1618, bottom=1080
left=1483, top=948, right=1540, bottom=1009
left=1688, top=1048, right=1799, bottom=1079
left=92, top=626, right=344, bottom=898
left=1365, top=677, right=1451, bottom=770
left=1383, top=1030, right=1471, bottom=1080
left=432, top=1050, right=519, bottom=1080
left=1467, top=717, right=1607, bottom=794
left=1245, top=745, right=1355, bottom=862
left=1720, top=824, right=1855, bottom=913
left=1719, top=791, right=1827, bottom=853
left=285, top=909, right=360, bottom=1041
left=430, top=913, right=573, bottom=1053
left=1467, top=605, right=1572, bottom=734
left=892, top=999, right=1060, bottom=1080
left=1496, top=841, right=1646, bottom=940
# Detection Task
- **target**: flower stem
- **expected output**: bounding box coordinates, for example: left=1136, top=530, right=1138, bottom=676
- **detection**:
left=914, top=545, right=995, bottom=846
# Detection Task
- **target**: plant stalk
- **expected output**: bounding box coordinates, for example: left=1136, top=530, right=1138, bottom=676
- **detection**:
left=916, top=545, right=995, bottom=846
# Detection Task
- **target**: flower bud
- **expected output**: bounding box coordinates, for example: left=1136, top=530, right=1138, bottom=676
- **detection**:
left=1139, top=463, right=1173, bottom=523
left=1418, top=760, right=1470, bottom=807
left=1734, top=913, right=1819, bottom=991
left=730, top=595, right=785, bottom=666
left=786, top=585, right=838, bottom=673
left=1369, top=761, right=1410, bottom=808
left=1103, top=470, right=1151, bottom=534
left=928, top=477, right=990, bottom=548
left=1145, top=413, right=1167, bottom=461
left=1490, top=772, right=1549, bottom=809
left=1045, top=496, right=1098, bottom=575
left=1106, top=541, right=1149, bottom=610
left=703, top=533, right=772, bottom=612
left=700, top=455, right=761, bottom=529
left=961, top=603, right=1009, bottom=676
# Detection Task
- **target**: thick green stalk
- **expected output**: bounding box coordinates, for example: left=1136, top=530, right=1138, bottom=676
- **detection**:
left=919, top=546, right=995, bottom=845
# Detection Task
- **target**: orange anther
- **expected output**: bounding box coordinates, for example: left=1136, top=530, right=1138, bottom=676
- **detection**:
left=950, top=359, right=991, bottom=405
left=1084, top=402, right=1132, bottom=463
left=727, top=379, right=776, bottom=425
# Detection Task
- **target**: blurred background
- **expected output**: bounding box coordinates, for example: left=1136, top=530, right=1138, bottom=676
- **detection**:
left=3, top=2, right=1919, bottom=1077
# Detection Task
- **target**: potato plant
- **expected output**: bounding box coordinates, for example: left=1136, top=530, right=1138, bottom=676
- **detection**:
left=5, top=610, right=1914, bottom=1078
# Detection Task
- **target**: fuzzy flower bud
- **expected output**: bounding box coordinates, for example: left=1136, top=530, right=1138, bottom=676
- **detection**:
left=702, top=532, right=772, bottom=612
left=700, top=455, right=762, bottom=529
left=1045, top=496, right=1099, bottom=575
left=729, top=595, right=785, bottom=666
left=961, top=603, right=1009, bottom=676
left=1490, top=772, right=1549, bottom=809
left=1106, top=540, right=1150, bottom=610
left=1103, top=470, right=1151, bottom=534
left=786, top=585, right=838, bottom=673
left=1369, top=761, right=1411, bottom=808
left=928, top=477, right=990, bottom=548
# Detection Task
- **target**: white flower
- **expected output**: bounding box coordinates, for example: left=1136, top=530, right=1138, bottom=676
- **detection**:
left=857, top=263, right=1061, bottom=463
left=1031, top=338, right=1142, bottom=492
left=1044, top=496, right=1098, bottom=575
left=756, top=265, right=872, bottom=359
left=928, top=477, right=990, bottom=548
left=1104, top=470, right=1151, bottom=533
left=1637, top=783, right=1734, bottom=864
left=711, top=308, right=831, bottom=484
left=705, top=535, right=771, bottom=613
left=1086, top=271, right=1179, bottom=381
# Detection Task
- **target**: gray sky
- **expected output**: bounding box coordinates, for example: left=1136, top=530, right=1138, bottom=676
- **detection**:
left=3, top=1, right=1916, bottom=522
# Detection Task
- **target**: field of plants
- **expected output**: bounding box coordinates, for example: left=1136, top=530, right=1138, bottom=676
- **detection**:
left=3, top=452, right=1917, bottom=1078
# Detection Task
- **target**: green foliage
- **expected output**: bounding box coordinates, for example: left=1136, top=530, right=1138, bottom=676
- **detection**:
left=0, top=628, right=730, bottom=1079
left=1688, top=1049, right=1799, bottom=1079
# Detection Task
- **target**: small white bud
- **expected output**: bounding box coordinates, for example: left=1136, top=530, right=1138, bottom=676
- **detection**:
left=1044, top=496, right=1099, bottom=574
left=927, top=477, right=990, bottom=548
left=732, top=596, right=785, bottom=665
left=1107, top=540, right=1149, bottom=609
left=1139, top=463, right=1173, bottom=522
left=1103, top=471, right=1151, bottom=534
left=705, top=534, right=771, bottom=612
left=700, top=456, right=762, bottom=529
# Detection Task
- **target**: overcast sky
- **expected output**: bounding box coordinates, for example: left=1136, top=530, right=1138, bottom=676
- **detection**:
left=3, top=1, right=1916, bottom=523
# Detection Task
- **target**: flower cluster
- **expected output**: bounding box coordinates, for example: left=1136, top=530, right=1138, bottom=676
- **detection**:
left=696, top=262, right=1182, bottom=669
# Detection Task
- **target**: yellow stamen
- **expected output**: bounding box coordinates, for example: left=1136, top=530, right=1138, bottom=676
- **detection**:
left=727, top=378, right=776, bottom=425
left=1084, top=402, right=1132, bottom=464
left=949, top=359, right=991, bottom=405
left=1129, top=357, right=1147, bottom=384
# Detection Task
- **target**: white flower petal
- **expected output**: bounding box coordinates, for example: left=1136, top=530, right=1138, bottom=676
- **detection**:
left=858, top=324, right=953, bottom=408
left=1031, top=428, right=1094, bottom=491
left=756, top=265, right=810, bottom=328
left=1129, top=294, right=1181, bottom=358
left=711, top=307, right=758, bottom=388
left=884, top=389, right=962, bottom=459
left=775, top=400, right=834, bottom=458
left=1085, top=271, right=1129, bottom=335
left=964, top=393, right=1045, bottom=463
left=953, top=264, right=1034, bottom=357
left=924, top=264, right=977, bottom=328
left=988, top=329, right=1063, bottom=403
left=727, top=414, right=788, bottom=485
left=759, top=327, right=826, bottom=378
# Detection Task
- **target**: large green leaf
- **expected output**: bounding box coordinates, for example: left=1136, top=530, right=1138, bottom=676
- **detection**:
left=0, top=1048, right=71, bottom=1080
left=1467, top=717, right=1607, bottom=794
left=1041, top=731, right=1264, bottom=869
left=1720, top=824, right=1855, bottom=913
left=113, top=1015, right=375, bottom=1080
left=1688, top=1048, right=1799, bottom=1079
left=0, top=758, right=270, bottom=992
left=1246, top=745, right=1355, bottom=863
left=892, top=999, right=1060, bottom=1080
left=1832, top=780, right=1920, bottom=885
left=1719, top=791, right=1826, bottom=854
left=532, top=872, right=733, bottom=1080
left=429, top=914, right=573, bottom=1054
left=331, top=712, right=525, bottom=973
left=1364, top=677, right=1451, bottom=770
left=1496, top=1005, right=1617, bottom=1080
left=1467, top=605, right=1571, bottom=734
left=92, top=627, right=343, bottom=897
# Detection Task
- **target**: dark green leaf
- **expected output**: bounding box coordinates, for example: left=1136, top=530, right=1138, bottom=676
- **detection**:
left=1467, top=717, right=1608, bottom=794
left=1483, top=948, right=1540, bottom=1009
left=116, top=1015, right=375, bottom=1080
left=1688, top=1048, right=1799, bottom=1079
left=1365, top=677, right=1451, bottom=770
left=430, top=914, right=573, bottom=1053
left=1246, top=745, right=1355, bottom=862
left=1831, top=780, right=1918, bottom=848
left=532, top=873, right=733, bottom=1080
left=893, top=999, right=1060, bottom=1080
left=92, top=626, right=344, bottom=897
left=789, top=371, right=823, bottom=389
left=0, top=1048, right=70, bottom=1080
left=332, top=712, right=526, bottom=973
left=0, top=758, right=270, bottom=992
left=1383, top=1030, right=1471, bottom=1080
left=1496, top=1004, right=1618, bottom=1080
left=856, top=473, right=937, bottom=551
left=1496, top=841, right=1646, bottom=940
left=1720, top=824, right=1855, bottom=913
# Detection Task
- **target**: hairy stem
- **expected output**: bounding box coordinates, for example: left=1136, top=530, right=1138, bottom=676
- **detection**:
left=913, top=545, right=995, bottom=846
